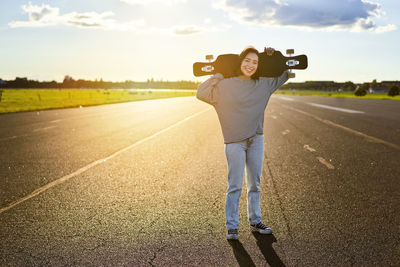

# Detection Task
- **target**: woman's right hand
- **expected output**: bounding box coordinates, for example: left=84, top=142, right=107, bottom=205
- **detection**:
left=264, top=47, right=275, bottom=56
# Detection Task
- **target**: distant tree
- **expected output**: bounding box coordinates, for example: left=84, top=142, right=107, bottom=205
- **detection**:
left=63, top=75, right=73, bottom=83
left=371, top=79, right=377, bottom=89
left=63, top=75, right=76, bottom=88
left=355, top=83, right=368, bottom=96
left=388, top=85, right=399, bottom=96
left=343, top=81, right=356, bottom=91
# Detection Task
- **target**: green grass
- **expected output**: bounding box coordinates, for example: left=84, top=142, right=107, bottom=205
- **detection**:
left=0, top=89, right=196, bottom=113
left=276, top=89, right=400, bottom=100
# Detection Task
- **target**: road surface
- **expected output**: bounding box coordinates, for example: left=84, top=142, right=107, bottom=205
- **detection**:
left=1, top=95, right=399, bottom=266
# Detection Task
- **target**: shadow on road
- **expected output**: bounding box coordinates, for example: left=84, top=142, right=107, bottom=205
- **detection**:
left=252, top=233, right=285, bottom=267
left=228, top=240, right=256, bottom=267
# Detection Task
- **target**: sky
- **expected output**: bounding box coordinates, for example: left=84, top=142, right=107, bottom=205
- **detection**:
left=0, top=0, right=399, bottom=83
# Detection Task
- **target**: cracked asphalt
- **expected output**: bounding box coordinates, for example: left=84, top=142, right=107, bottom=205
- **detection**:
left=0, top=96, right=399, bottom=266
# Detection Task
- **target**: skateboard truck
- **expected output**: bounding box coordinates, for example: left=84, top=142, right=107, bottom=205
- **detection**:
left=206, top=55, right=214, bottom=62
left=202, top=55, right=215, bottom=73
left=286, top=49, right=296, bottom=78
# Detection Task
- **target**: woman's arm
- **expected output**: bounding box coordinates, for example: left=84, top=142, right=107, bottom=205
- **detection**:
left=196, top=73, right=224, bottom=105
left=270, top=71, right=289, bottom=94
left=263, top=47, right=289, bottom=93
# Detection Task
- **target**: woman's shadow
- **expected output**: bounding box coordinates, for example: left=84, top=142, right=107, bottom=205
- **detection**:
left=228, top=233, right=285, bottom=267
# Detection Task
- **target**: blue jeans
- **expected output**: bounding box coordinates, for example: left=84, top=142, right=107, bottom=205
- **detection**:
left=224, top=134, right=264, bottom=230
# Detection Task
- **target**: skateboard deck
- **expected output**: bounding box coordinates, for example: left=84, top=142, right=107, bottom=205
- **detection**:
left=193, top=50, right=307, bottom=78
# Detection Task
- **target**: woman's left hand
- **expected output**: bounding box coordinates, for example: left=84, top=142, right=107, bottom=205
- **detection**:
left=264, top=47, right=275, bottom=56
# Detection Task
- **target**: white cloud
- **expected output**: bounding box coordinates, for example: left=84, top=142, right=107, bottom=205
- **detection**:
left=213, top=0, right=396, bottom=33
left=204, top=18, right=212, bottom=24
left=151, top=23, right=231, bottom=36
left=171, top=25, right=205, bottom=35
left=9, top=3, right=145, bottom=31
left=120, top=0, right=186, bottom=5
left=9, top=3, right=230, bottom=36
left=375, top=24, right=397, bottom=34
left=9, top=2, right=60, bottom=27
left=64, top=11, right=116, bottom=29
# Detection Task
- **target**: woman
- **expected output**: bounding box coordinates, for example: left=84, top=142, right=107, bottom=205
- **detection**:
left=196, top=46, right=289, bottom=240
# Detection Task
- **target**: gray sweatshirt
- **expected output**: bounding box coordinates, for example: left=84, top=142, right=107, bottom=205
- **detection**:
left=196, top=71, right=289, bottom=143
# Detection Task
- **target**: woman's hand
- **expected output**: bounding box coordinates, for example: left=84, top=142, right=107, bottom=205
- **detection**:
left=264, top=47, right=275, bottom=56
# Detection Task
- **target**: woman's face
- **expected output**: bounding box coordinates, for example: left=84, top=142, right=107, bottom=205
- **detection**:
left=240, top=52, right=258, bottom=78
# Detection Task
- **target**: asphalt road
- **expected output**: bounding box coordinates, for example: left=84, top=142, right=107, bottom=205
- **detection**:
left=0, top=95, right=399, bottom=266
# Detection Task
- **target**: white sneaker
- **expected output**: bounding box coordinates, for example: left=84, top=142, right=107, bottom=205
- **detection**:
left=250, top=222, right=272, bottom=234
left=227, top=229, right=239, bottom=240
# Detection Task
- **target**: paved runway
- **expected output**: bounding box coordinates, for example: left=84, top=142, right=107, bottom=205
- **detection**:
left=0, top=95, right=399, bottom=266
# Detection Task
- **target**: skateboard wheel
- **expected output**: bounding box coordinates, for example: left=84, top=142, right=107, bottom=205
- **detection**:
left=286, top=49, right=294, bottom=55
left=288, top=72, right=296, bottom=78
left=206, top=55, right=214, bottom=61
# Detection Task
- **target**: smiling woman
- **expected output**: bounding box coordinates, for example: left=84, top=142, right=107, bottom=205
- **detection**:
left=196, top=46, right=289, bottom=240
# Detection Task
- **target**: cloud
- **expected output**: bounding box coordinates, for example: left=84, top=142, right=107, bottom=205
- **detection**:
left=151, top=23, right=231, bottom=36
left=171, top=25, right=206, bottom=35
left=64, top=11, right=116, bottom=28
left=9, top=2, right=60, bottom=27
left=213, top=0, right=397, bottom=33
left=9, top=2, right=230, bottom=35
left=9, top=2, right=145, bottom=31
left=375, top=24, right=397, bottom=33
left=9, top=3, right=229, bottom=36
left=120, top=0, right=186, bottom=5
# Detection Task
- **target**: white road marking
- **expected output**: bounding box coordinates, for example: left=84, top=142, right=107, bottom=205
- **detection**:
left=282, top=129, right=290, bottom=135
left=304, top=145, right=316, bottom=152
left=316, top=157, right=335, bottom=169
left=276, top=96, right=295, bottom=101
left=271, top=115, right=277, bottom=119
left=0, top=107, right=212, bottom=215
left=307, top=103, right=364, bottom=114
left=282, top=105, right=400, bottom=151
left=33, top=126, right=57, bottom=132
left=50, top=119, right=62, bottom=123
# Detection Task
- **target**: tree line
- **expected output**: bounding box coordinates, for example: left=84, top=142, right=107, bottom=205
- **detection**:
left=0, top=76, right=399, bottom=96
left=281, top=79, right=399, bottom=96
left=0, top=76, right=201, bottom=90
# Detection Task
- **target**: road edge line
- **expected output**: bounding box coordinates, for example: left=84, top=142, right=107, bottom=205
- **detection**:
left=282, top=105, right=400, bottom=151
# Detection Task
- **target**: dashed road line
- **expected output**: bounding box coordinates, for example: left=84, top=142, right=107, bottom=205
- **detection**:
left=282, top=105, right=400, bottom=151
left=303, top=145, right=334, bottom=169
left=33, top=126, right=57, bottom=132
left=316, top=157, right=335, bottom=169
left=276, top=96, right=295, bottom=101
left=307, top=103, right=365, bottom=114
left=303, top=144, right=316, bottom=152
left=0, top=107, right=212, bottom=215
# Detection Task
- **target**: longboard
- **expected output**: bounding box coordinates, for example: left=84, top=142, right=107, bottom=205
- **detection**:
left=193, top=50, right=308, bottom=78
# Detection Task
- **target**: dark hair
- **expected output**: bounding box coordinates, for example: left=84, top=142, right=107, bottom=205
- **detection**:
left=236, top=46, right=260, bottom=80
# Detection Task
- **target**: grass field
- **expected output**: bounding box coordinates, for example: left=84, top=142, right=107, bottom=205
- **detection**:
left=276, top=89, right=400, bottom=100
left=0, top=88, right=398, bottom=114
left=0, top=89, right=196, bottom=113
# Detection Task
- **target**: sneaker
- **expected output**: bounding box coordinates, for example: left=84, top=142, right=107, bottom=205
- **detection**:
left=250, top=222, right=272, bottom=234
left=226, top=229, right=239, bottom=240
